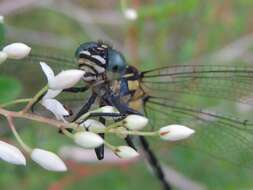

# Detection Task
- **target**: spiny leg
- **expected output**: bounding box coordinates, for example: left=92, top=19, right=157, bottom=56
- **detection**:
left=72, top=93, right=97, bottom=122
left=63, top=86, right=89, bottom=93
left=105, top=94, right=139, bottom=150
left=139, top=136, right=171, bottom=190
left=142, top=95, right=171, bottom=190
left=31, top=86, right=88, bottom=112
left=31, top=91, right=47, bottom=112
left=94, top=116, right=105, bottom=160
left=102, top=94, right=171, bottom=190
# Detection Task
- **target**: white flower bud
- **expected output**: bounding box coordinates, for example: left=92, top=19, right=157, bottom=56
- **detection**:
left=31, top=148, right=67, bottom=172
left=159, top=125, right=195, bottom=141
left=3, top=43, right=31, bottom=59
left=40, top=62, right=85, bottom=90
left=0, top=51, right=7, bottom=64
left=41, top=98, right=69, bottom=122
left=49, top=70, right=85, bottom=90
left=0, top=140, right=26, bottom=165
left=114, top=146, right=139, bottom=159
left=82, top=119, right=106, bottom=131
left=74, top=131, right=104, bottom=149
left=98, top=106, right=119, bottom=113
left=124, top=8, right=138, bottom=20
left=42, top=89, right=62, bottom=100
left=123, top=115, right=148, bottom=130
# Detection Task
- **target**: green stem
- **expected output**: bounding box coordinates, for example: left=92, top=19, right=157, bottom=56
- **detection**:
left=91, top=128, right=159, bottom=137
left=22, top=85, right=48, bottom=113
left=0, top=98, right=32, bottom=108
left=76, top=112, right=90, bottom=123
left=7, top=116, right=31, bottom=153
left=104, top=140, right=116, bottom=150
left=105, top=121, right=123, bottom=130
left=61, top=128, right=74, bottom=139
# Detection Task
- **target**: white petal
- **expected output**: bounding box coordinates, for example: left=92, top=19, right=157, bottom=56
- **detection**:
left=124, top=115, right=148, bottom=130
left=74, top=131, right=104, bottom=149
left=98, top=106, right=119, bottom=114
left=114, top=146, right=139, bottom=159
left=49, top=70, right=85, bottom=90
left=82, top=119, right=106, bottom=131
left=0, top=16, right=4, bottom=24
left=41, top=99, right=69, bottom=121
left=124, top=9, right=138, bottom=20
left=3, top=43, right=31, bottom=59
left=0, top=141, right=26, bottom=165
left=0, top=51, right=7, bottom=64
left=42, top=89, right=62, bottom=100
left=159, top=125, right=195, bottom=141
left=31, top=148, right=67, bottom=172
left=40, top=62, right=55, bottom=83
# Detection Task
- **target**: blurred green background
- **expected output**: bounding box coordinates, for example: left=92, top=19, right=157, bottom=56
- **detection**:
left=1, top=0, right=253, bottom=190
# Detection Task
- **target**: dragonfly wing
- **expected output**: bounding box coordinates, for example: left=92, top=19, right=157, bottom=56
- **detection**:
left=141, top=64, right=253, bottom=105
left=141, top=64, right=253, bottom=167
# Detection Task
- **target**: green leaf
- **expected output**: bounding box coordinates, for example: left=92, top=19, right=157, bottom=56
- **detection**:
left=0, top=76, right=22, bottom=104
left=0, top=22, right=5, bottom=45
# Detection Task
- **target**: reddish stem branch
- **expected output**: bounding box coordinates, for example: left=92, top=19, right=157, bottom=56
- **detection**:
left=0, top=107, right=66, bottom=129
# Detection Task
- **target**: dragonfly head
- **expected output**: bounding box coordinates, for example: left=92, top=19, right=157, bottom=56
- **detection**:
left=75, top=41, right=127, bottom=81
left=75, top=41, right=108, bottom=81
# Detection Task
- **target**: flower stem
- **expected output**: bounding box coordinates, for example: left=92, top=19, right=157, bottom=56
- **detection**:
left=22, top=85, right=48, bottom=113
left=91, top=128, right=159, bottom=137
left=105, top=121, right=123, bottom=130
left=7, top=116, right=31, bottom=153
left=0, top=98, right=32, bottom=108
left=104, top=140, right=116, bottom=150
left=61, top=128, right=74, bottom=139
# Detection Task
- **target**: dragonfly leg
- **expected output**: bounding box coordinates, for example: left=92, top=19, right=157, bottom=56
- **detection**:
left=141, top=95, right=171, bottom=190
left=139, top=136, right=171, bottom=190
left=94, top=117, right=105, bottom=160
left=63, top=86, right=88, bottom=93
left=89, top=112, right=125, bottom=118
left=31, top=91, right=47, bottom=112
left=124, top=135, right=136, bottom=150
left=31, top=86, right=88, bottom=112
left=72, top=93, right=97, bottom=122
left=105, top=94, right=139, bottom=150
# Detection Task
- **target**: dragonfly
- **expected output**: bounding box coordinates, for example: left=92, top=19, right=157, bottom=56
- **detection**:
left=2, top=40, right=253, bottom=190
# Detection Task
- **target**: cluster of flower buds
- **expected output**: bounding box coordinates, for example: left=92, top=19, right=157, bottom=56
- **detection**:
left=39, top=62, right=85, bottom=122
left=0, top=42, right=195, bottom=172
left=0, top=42, right=68, bottom=171
left=0, top=43, right=31, bottom=64
left=0, top=140, right=67, bottom=171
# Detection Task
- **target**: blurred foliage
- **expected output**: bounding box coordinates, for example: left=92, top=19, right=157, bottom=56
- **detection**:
left=1, top=0, right=253, bottom=190
left=0, top=21, right=4, bottom=44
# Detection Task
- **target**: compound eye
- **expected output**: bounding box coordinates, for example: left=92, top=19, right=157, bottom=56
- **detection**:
left=112, top=65, right=118, bottom=72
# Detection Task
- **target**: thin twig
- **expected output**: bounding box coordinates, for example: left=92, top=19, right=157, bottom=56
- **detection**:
left=6, top=116, right=31, bottom=152
left=22, top=86, right=48, bottom=113
left=0, top=98, right=32, bottom=108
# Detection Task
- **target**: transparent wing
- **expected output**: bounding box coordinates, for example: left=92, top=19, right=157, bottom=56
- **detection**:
left=141, top=64, right=253, bottom=167
left=141, top=64, right=253, bottom=104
